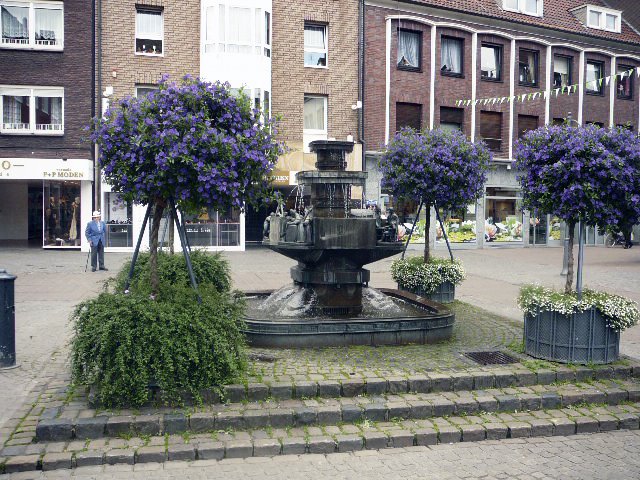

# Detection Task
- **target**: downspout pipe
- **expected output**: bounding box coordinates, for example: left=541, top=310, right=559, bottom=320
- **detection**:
left=91, top=0, right=96, bottom=208
left=95, top=0, right=103, bottom=211
left=359, top=0, right=367, bottom=198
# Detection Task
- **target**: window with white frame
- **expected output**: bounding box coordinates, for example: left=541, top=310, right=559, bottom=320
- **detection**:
left=135, top=8, right=163, bottom=55
left=553, top=55, right=571, bottom=88
left=304, top=23, right=327, bottom=67
left=204, top=4, right=271, bottom=57
left=303, top=95, right=327, bottom=152
left=502, top=0, right=542, bottom=17
left=1, top=86, right=63, bottom=134
left=1, top=1, right=63, bottom=49
left=586, top=60, right=604, bottom=94
left=585, top=5, right=621, bottom=33
left=135, top=85, right=158, bottom=98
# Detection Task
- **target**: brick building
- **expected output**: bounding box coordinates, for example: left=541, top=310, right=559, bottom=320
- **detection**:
left=363, top=0, right=640, bottom=248
left=0, top=0, right=94, bottom=249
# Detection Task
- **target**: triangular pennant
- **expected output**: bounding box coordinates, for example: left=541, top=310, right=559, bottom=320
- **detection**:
left=598, top=78, right=603, bottom=87
left=492, top=98, right=497, bottom=105
left=528, top=93, right=533, bottom=101
left=561, top=86, right=566, bottom=94
left=543, top=91, right=548, bottom=99
left=554, top=88, right=560, bottom=98
left=605, top=76, right=611, bottom=86
left=636, top=66, right=640, bottom=77
left=521, top=95, right=526, bottom=102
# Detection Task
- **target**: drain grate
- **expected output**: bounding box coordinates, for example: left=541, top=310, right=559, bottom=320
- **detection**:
left=464, top=350, right=519, bottom=365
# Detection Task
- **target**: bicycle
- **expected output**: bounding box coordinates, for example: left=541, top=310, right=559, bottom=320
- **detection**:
left=604, top=231, right=634, bottom=248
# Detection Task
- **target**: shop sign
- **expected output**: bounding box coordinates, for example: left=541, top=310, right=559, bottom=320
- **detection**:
left=268, top=170, right=298, bottom=186
left=0, top=158, right=93, bottom=180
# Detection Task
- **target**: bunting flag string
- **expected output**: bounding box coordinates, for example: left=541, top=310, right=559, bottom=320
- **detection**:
left=454, top=67, right=635, bottom=108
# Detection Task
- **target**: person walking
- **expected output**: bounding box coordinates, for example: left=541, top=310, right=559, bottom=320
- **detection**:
left=85, top=210, right=108, bottom=272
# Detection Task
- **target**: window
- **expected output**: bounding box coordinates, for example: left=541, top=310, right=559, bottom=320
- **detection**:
left=617, top=64, right=633, bottom=99
left=303, top=95, right=327, bottom=152
left=441, top=36, right=463, bottom=76
left=397, top=29, right=421, bottom=71
left=135, top=85, right=158, bottom=98
left=1, top=86, right=63, bottom=134
left=1, top=1, right=63, bottom=50
left=396, top=103, right=422, bottom=132
left=617, top=123, right=634, bottom=131
left=440, top=107, right=463, bottom=132
left=503, top=0, right=542, bottom=16
left=553, top=55, right=571, bottom=88
left=304, top=23, right=327, bottom=67
left=585, top=5, right=621, bottom=33
left=135, top=8, right=163, bottom=55
left=264, top=90, right=270, bottom=119
left=586, top=61, right=604, bottom=94
left=264, top=11, right=271, bottom=57
left=519, top=49, right=538, bottom=86
left=228, top=7, right=252, bottom=54
left=552, top=118, right=565, bottom=126
left=586, top=121, right=604, bottom=128
left=481, top=44, right=502, bottom=81
left=204, top=6, right=271, bottom=57
left=479, top=111, right=502, bottom=152
left=518, top=115, right=538, bottom=138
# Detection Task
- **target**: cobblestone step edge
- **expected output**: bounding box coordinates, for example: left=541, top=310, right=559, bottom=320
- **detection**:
left=87, top=363, right=640, bottom=408
left=6, top=407, right=640, bottom=474
left=35, top=381, right=640, bottom=442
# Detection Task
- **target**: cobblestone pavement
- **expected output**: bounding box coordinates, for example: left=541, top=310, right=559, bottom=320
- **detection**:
left=2, top=430, right=640, bottom=479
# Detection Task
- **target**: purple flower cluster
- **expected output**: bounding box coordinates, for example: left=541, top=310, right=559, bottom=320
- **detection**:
left=514, top=124, right=640, bottom=231
left=379, top=128, right=491, bottom=211
left=90, top=77, right=284, bottom=213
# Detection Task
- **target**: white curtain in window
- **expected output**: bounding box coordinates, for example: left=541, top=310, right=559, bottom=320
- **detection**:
left=136, top=10, right=162, bottom=39
left=441, top=38, right=461, bottom=73
left=2, top=96, right=28, bottom=124
left=524, top=0, right=538, bottom=13
left=1, top=6, right=29, bottom=40
left=504, top=0, right=518, bottom=9
left=304, top=25, right=325, bottom=50
left=229, top=7, right=251, bottom=44
left=218, top=4, right=225, bottom=42
left=50, top=97, right=62, bottom=124
left=35, top=8, right=62, bottom=42
left=589, top=10, right=601, bottom=27
left=205, top=6, right=215, bottom=42
left=304, top=97, right=325, bottom=131
left=397, top=30, right=419, bottom=67
left=482, top=47, right=500, bottom=78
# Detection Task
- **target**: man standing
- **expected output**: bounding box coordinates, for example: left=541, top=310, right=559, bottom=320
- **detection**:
left=85, top=211, right=108, bottom=272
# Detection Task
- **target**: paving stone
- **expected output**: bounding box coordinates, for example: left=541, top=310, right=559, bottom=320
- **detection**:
left=519, top=394, right=542, bottom=411
left=616, top=413, right=640, bottom=430
left=387, top=377, right=408, bottom=394
left=582, top=391, right=607, bottom=404
left=515, top=370, right=537, bottom=387
left=75, top=450, right=105, bottom=467
left=496, top=395, right=520, bottom=412
left=596, top=415, right=619, bottom=432
left=189, top=413, right=216, bottom=433
left=196, top=442, right=225, bottom=460
left=507, top=422, right=532, bottom=438
left=541, top=392, right=562, bottom=409
left=167, top=444, right=195, bottom=461
left=316, top=406, right=342, bottom=425
left=554, top=368, right=575, bottom=382
left=104, top=416, right=133, bottom=437
left=611, top=365, right=632, bottom=378
left=363, top=431, right=389, bottom=449
left=0, top=445, right=26, bottom=457
left=560, top=391, right=583, bottom=406
left=450, top=373, right=474, bottom=391
left=535, top=370, right=557, bottom=385
left=136, top=446, right=166, bottom=464
left=493, top=371, right=517, bottom=388
left=592, top=367, right=613, bottom=380
left=41, top=452, right=72, bottom=471
left=269, top=408, right=294, bottom=428
left=528, top=419, right=554, bottom=436
left=341, top=379, right=365, bottom=397
left=105, top=449, right=135, bottom=465
left=163, top=413, right=188, bottom=435
left=550, top=417, right=576, bottom=436
left=295, top=407, right=317, bottom=426
left=438, top=426, right=461, bottom=444
left=318, top=380, right=341, bottom=397
left=269, top=383, right=293, bottom=400
left=252, top=438, right=281, bottom=456
left=243, top=410, right=269, bottom=429
left=74, top=416, right=107, bottom=439
left=484, top=423, right=508, bottom=440
left=308, top=436, right=336, bottom=454
left=627, top=385, right=640, bottom=402
left=363, top=403, right=387, bottom=421
left=575, top=366, right=596, bottom=381
left=39, top=407, right=61, bottom=420
left=415, top=427, right=438, bottom=446
left=294, top=381, right=318, bottom=398
left=431, top=398, right=456, bottom=417
left=365, top=378, right=387, bottom=395
left=3, top=455, right=41, bottom=473
left=35, top=418, right=73, bottom=442
left=387, top=401, right=410, bottom=419
left=472, top=373, right=494, bottom=389
left=336, top=434, right=363, bottom=452
left=246, top=383, right=268, bottom=402
left=429, top=373, right=453, bottom=392
left=476, top=396, right=498, bottom=412
left=215, top=412, right=244, bottom=431
left=339, top=404, right=361, bottom=423
left=281, top=437, right=307, bottom=455
left=223, top=384, right=246, bottom=403
left=134, top=415, right=161, bottom=436
left=575, top=417, right=599, bottom=434
left=225, top=440, right=253, bottom=458
left=388, top=431, right=414, bottom=447
left=604, top=388, right=628, bottom=405
left=460, top=424, right=485, bottom=442
left=408, top=375, right=431, bottom=393
left=200, top=388, right=222, bottom=404
left=408, top=400, right=432, bottom=419
left=455, top=398, right=479, bottom=415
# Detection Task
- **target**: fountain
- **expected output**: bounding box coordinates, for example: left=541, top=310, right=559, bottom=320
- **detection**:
left=244, top=140, right=455, bottom=347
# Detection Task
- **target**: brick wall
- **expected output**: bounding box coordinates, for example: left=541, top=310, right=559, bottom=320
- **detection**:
left=100, top=0, right=199, bottom=104
left=0, top=0, right=93, bottom=159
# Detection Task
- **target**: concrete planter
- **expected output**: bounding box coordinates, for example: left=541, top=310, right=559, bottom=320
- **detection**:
left=398, top=281, right=455, bottom=304
left=524, top=307, right=619, bottom=364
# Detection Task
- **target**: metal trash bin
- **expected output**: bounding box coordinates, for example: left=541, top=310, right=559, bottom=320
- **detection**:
left=0, top=269, right=17, bottom=368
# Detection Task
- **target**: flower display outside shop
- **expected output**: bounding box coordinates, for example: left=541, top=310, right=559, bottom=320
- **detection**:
left=391, top=256, right=465, bottom=294
left=518, top=285, right=640, bottom=332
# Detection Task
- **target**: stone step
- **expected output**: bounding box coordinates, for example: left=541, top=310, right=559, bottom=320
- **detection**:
left=35, top=378, right=640, bottom=442
left=5, top=402, right=640, bottom=474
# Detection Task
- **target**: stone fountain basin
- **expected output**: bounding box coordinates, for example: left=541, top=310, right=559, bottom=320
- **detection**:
left=243, top=288, right=455, bottom=348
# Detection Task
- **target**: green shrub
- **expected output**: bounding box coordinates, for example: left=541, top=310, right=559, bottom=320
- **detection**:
left=111, top=250, right=231, bottom=295
left=70, top=283, right=247, bottom=407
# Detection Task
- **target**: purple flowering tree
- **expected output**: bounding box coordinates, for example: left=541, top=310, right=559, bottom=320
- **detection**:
left=515, top=124, right=640, bottom=293
left=379, top=128, right=491, bottom=262
left=92, top=77, right=283, bottom=294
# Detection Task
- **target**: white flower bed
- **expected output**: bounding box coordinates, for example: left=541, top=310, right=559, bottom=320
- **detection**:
left=518, top=285, right=640, bottom=332
left=391, top=257, right=465, bottom=294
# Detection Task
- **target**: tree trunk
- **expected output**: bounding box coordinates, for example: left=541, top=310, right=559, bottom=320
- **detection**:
left=564, top=219, right=576, bottom=294
left=423, top=209, right=431, bottom=263
left=149, top=197, right=166, bottom=297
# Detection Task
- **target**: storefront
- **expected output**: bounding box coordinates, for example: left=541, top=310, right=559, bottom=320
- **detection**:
left=0, top=158, right=93, bottom=249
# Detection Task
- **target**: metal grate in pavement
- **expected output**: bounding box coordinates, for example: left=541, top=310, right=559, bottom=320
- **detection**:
left=464, top=350, right=519, bottom=365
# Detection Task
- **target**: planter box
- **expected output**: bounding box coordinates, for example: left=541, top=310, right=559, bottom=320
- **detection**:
left=524, top=307, right=619, bottom=364
left=398, top=281, right=455, bottom=304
